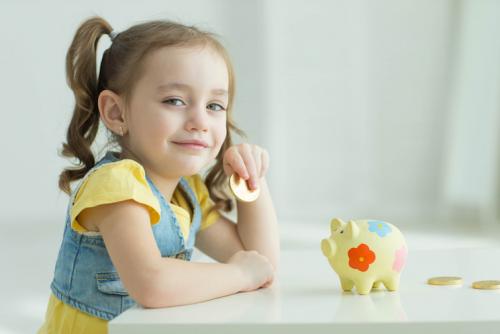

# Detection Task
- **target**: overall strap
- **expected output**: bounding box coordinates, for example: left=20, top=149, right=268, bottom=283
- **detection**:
left=145, top=175, right=186, bottom=249
left=177, top=177, right=202, bottom=248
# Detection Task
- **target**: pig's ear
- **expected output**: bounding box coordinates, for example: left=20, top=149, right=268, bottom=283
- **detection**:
left=330, top=218, right=346, bottom=233
left=346, top=220, right=360, bottom=239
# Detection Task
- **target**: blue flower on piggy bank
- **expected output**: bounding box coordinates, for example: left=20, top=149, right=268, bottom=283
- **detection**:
left=368, top=221, right=392, bottom=237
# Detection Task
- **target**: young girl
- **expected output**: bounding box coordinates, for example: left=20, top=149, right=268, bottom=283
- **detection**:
left=38, top=16, right=279, bottom=334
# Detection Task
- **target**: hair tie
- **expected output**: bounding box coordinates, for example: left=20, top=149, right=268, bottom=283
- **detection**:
left=109, top=30, right=118, bottom=41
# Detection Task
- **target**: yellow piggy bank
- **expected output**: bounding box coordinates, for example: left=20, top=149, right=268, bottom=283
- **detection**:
left=321, top=218, right=408, bottom=295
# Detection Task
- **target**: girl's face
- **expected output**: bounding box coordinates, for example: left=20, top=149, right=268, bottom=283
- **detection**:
left=124, top=45, right=229, bottom=178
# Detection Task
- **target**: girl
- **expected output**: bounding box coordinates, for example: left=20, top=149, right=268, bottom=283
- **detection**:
left=38, top=16, right=279, bottom=334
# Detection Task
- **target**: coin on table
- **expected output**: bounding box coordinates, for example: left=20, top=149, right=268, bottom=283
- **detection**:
left=427, top=276, right=463, bottom=286
left=472, top=280, right=500, bottom=290
left=229, top=174, right=260, bottom=202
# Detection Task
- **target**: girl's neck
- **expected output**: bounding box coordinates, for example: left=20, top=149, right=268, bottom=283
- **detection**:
left=145, top=171, right=180, bottom=202
left=118, top=148, right=180, bottom=202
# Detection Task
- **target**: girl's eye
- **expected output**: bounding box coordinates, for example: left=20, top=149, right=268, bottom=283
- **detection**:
left=163, top=98, right=185, bottom=106
left=207, top=103, right=226, bottom=112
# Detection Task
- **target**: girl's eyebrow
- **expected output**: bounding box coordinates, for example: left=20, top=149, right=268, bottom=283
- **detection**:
left=211, top=89, right=228, bottom=97
left=157, top=82, right=228, bottom=97
left=157, top=82, right=190, bottom=92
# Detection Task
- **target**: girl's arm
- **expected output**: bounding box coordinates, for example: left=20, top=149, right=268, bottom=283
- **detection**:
left=220, top=144, right=280, bottom=269
left=81, top=199, right=274, bottom=308
left=195, top=180, right=279, bottom=270
left=235, top=177, right=280, bottom=269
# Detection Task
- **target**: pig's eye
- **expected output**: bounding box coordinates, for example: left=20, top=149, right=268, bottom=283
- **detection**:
left=340, top=230, right=344, bottom=234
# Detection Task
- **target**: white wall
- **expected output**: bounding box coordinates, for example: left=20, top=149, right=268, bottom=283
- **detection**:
left=0, top=0, right=498, bottom=228
left=441, top=0, right=500, bottom=224
left=265, top=0, right=499, bottom=225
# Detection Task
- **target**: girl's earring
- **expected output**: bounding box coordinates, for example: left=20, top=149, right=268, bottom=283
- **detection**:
left=119, top=126, right=125, bottom=137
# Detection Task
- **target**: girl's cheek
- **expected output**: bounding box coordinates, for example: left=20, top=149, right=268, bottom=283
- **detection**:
left=216, top=123, right=227, bottom=149
left=149, top=113, right=175, bottom=136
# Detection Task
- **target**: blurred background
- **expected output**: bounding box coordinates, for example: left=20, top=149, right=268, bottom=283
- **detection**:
left=1, top=0, right=499, bottom=332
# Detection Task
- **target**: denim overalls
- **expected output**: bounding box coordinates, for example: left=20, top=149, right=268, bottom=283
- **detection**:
left=50, top=151, right=202, bottom=320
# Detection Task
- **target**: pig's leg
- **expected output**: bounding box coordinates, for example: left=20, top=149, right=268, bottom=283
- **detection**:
left=339, top=278, right=354, bottom=291
left=355, top=280, right=374, bottom=295
left=382, top=276, right=400, bottom=291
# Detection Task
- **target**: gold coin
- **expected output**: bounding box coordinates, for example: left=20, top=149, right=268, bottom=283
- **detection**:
left=427, top=276, right=463, bottom=286
left=229, top=174, right=260, bottom=202
left=472, top=280, right=500, bottom=290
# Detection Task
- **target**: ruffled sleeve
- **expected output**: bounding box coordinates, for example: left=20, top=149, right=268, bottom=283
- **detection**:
left=70, top=160, right=161, bottom=233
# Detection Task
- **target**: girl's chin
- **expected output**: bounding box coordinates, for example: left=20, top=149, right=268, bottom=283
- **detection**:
left=176, top=160, right=209, bottom=176
left=152, top=154, right=213, bottom=177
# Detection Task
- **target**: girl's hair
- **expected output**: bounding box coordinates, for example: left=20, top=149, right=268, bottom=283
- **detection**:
left=59, top=16, right=243, bottom=211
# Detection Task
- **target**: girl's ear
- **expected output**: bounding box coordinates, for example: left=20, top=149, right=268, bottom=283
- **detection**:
left=98, top=89, right=127, bottom=136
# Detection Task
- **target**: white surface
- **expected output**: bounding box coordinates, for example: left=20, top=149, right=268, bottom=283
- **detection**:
left=110, top=247, right=500, bottom=334
left=1, top=221, right=499, bottom=333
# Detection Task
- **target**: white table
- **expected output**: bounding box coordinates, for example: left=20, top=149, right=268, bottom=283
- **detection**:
left=109, top=247, right=500, bottom=333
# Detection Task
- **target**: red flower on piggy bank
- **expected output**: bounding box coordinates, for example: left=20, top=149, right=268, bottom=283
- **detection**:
left=348, top=243, right=376, bottom=272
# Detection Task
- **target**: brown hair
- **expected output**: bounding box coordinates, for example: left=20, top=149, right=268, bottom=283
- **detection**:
left=59, top=16, right=242, bottom=211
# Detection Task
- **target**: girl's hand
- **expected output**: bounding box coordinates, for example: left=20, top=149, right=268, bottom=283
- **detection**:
left=227, top=250, right=275, bottom=292
left=223, top=144, right=269, bottom=191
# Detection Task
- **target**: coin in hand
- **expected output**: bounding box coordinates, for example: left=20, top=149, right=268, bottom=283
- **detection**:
left=229, top=174, right=260, bottom=202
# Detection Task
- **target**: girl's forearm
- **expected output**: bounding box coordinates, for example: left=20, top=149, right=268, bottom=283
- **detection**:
left=236, top=178, right=280, bottom=269
left=140, top=259, right=243, bottom=308
left=140, top=179, right=279, bottom=309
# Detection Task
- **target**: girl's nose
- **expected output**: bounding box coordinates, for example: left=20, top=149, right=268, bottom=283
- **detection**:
left=185, top=105, right=209, bottom=132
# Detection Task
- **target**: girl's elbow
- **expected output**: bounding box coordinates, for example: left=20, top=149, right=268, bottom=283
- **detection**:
left=133, top=283, right=177, bottom=308
left=128, top=272, right=177, bottom=308
left=138, top=297, right=167, bottom=309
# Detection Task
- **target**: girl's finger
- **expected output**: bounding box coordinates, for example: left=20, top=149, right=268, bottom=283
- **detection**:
left=262, top=276, right=274, bottom=288
left=252, top=145, right=263, bottom=179
left=223, top=160, right=235, bottom=177
left=224, top=147, right=248, bottom=179
left=239, top=144, right=259, bottom=190
left=223, top=147, right=236, bottom=176
left=261, top=149, right=269, bottom=177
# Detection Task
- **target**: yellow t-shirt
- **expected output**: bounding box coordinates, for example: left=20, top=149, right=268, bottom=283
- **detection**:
left=38, top=159, right=220, bottom=334
left=71, top=159, right=219, bottom=239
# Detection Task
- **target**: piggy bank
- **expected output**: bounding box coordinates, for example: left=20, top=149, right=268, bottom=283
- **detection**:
left=321, top=218, right=407, bottom=295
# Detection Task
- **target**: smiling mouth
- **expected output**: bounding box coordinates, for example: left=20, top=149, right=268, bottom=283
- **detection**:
left=172, top=142, right=209, bottom=150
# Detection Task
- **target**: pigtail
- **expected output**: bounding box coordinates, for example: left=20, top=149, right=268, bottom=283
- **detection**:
left=59, top=17, right=113, bottom=194
left=205, top=123, right=245, bottom=212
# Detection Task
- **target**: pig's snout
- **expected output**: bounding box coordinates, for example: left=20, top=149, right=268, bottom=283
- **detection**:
left=321, top=238, right=337, bottom=258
